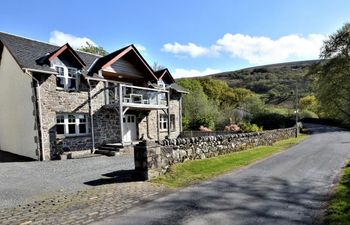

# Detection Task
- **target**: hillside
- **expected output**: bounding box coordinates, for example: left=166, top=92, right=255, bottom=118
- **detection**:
left=206, top=60, right=319, bottom=105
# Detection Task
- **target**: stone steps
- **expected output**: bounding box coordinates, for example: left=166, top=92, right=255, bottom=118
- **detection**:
left=94, top=149, right=120, bottom=157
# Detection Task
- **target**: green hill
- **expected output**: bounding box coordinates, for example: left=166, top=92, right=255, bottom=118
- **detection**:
left=206, top=60, right=319, bottom=106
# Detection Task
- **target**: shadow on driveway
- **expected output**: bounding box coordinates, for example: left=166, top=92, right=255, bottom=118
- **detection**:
left=84, top=169, right=145, bottom=186
left=0, top=150, right=34, bottom=162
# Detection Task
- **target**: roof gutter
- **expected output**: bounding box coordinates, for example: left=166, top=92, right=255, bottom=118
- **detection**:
left=23, top=67, right=58, bottom=75
left=24, top=69, right=45, bottom=161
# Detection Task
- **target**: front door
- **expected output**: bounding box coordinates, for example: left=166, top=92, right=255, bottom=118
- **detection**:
left=123, top=114, right=137, bottom=143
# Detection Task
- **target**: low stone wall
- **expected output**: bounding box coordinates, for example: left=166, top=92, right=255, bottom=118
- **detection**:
left=134, top=127, right=296, bottom=179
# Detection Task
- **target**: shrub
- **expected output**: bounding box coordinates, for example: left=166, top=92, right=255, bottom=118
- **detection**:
left=240, top=122, right=262, bottom=132
left=251, top=113, right=295, bottom=130
left=299, top=110, right=318, bottom=119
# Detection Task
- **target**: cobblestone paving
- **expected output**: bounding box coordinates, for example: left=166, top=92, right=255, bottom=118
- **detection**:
left=0, top=182, right=168, bottom=225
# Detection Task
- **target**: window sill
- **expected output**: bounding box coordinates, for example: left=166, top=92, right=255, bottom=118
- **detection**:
left=56, top=134, right=91, bottom=139
left=56, top=88, right=80, bottom=93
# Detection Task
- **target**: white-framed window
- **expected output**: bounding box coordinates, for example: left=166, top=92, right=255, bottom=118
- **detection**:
left=159, top=114, right=168, bottom=131
left=170, top=114, right=176, bottom=131
left=55, top=65, right=79, bottom=91
left=56, top=114, right=89, bottom=136
left=159, top=114, right=176, bottom=132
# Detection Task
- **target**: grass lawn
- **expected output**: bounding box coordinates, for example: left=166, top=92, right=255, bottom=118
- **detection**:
left=325, top=161, right=350, bottom=225
left=152, top=134, right=307, bottom=188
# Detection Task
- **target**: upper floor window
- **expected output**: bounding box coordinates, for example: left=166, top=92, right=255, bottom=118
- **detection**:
left=55, top=66, right=79, bottom=91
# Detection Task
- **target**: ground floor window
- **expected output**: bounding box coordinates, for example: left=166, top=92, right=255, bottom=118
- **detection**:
left=159, top=114, right=176, bottom=132
left=56, top=113, right=89, bottom=136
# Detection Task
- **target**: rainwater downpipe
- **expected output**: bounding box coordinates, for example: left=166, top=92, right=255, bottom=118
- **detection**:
left=87, top=78, right=96, bottom=153
left=24, top=69, right=45, bottom=161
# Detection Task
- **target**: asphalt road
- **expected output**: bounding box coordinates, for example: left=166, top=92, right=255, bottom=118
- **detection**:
left=93, top=124, right=350, bottom=225
left=0, top=154, right=134, bottom=209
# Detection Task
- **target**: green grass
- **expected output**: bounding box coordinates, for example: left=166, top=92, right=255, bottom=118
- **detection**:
left=325, top=162, right=350, bottom=225
left=152, top=134, right=307, bottom=188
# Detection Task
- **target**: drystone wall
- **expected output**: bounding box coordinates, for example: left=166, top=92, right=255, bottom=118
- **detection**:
left=134, top=127, right=296, bottom=179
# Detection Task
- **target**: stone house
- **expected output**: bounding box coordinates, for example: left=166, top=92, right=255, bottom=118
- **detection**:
left=0, top=32, right=186, bottom=160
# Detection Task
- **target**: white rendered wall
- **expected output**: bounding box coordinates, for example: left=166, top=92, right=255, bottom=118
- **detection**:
left=0, top=46, right=38, bottom=159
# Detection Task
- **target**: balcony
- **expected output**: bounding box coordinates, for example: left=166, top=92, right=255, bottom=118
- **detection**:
left=105, top=83, right=168, bottom=110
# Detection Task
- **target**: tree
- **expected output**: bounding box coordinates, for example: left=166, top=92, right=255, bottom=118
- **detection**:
left=310, top=23, right=350, bottom=123
left=78, top=42, right=108, bottom=56
left=299, top=95, right=318, bottom=113
left=152, top=62, right=165, bottom=71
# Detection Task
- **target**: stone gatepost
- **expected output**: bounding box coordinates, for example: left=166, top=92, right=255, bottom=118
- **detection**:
left=134, top=140, right=162, bottom=180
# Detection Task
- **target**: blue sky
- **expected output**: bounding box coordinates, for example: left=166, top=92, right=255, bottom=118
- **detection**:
left=1, top=0, right=349, bottom=78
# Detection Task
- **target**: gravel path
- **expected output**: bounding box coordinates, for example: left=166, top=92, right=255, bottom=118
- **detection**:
left=0, top=154, right=134, bottom=209
left=92, top=124, right=350, bottom=225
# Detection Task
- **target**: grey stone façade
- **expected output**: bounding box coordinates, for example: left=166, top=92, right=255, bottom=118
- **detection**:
left=36, top=73, right=181, bottom=160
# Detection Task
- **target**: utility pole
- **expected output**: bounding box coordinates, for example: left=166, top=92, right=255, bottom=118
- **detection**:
left=295, top=80, right=299, bottom=137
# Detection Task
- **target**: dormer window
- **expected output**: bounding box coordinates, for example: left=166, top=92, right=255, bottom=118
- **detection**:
left=55, top=66, right=79, bottom=91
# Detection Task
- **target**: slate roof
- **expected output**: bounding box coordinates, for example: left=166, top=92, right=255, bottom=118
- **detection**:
left=169, top=83, right=188, bottom=93
left=0, top=32, right=184, bottom=90
left=0, top=32, right=100, bottom=73
left=155, top=68, right=176, bottom=84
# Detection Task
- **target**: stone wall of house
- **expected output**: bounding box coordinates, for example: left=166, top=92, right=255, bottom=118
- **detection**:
left=138, top=99, right=181, bottom=142
left=134, top=128, right=296, bottom=178
left=38, top=73, right=181, bottom=160
left=93, top=108, right=121, bottom=147
left=38, top=74, right=121, bottom=159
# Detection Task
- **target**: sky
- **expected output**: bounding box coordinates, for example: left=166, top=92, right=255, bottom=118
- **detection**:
left=1, top=0, right=349, bottom=78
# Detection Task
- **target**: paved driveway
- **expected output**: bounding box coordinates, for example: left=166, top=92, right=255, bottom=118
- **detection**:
left=93, top=124, right=350, bottom=225
left=0, top=154, right=134, bottom=209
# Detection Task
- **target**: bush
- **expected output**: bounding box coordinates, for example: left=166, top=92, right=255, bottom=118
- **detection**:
left=251, top=113, right=295, bottom=130
left=299, top=110, right=318, bottom=119
left=240, top=123, right=262, bottom=132
left=188, top=116, right=215, bottom=130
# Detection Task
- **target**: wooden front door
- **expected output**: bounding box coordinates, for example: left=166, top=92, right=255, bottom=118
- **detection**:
left=123, top=114, right=137, bottom=143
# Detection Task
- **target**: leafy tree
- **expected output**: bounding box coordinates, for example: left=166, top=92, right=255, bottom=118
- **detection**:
left=310, top=23, right=350, bottom=123
left=78, top=42, right=108, bottom=56
left=299, top=95, right=318, bottom=113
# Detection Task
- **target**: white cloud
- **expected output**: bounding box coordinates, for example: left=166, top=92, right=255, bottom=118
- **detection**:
left=162, top=42, right=217, bottom=58
left=216, top=33, right=326, bottom=64
left=134, top=43, right=146, bottom=53
left=173, top=68, right=221, bottom=79
left=49, top=30, right=96, bottom=49
left=163, top=33, right=326, bottom=65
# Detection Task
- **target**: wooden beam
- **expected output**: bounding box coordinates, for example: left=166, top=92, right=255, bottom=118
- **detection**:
left=102, top=46, right=133, bottom=70
left=48, top=45, right=68, bottom=61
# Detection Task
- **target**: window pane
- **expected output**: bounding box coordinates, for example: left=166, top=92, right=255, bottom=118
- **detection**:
left=68, top=68, right=77, bottom=78
left=56, top=115, right=64, bottom=123
left=79, top=115, right=86, bottom=123
left=68, top=115, right=75, bottom=123
left=68, top=124, right=76, bottom=134
left=56, top=124, right=64, bottom=134
left=67, top=78, right=76, bottom=89
left=55, top=66, right=64, bottom=76
left=56, top=77, right=65, bottom=88
left=170, top=115, right=175, bottom=131
left=79, top=124, right=86, bottom=134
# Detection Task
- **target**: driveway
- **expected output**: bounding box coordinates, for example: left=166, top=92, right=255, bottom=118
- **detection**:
left=0, top=154, right=134, bottom=209
left=93, top=124, right=350, bottom=225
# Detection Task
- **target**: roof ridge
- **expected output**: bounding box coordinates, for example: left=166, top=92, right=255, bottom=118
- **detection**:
left=75, top=49, right=102, bottom=57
